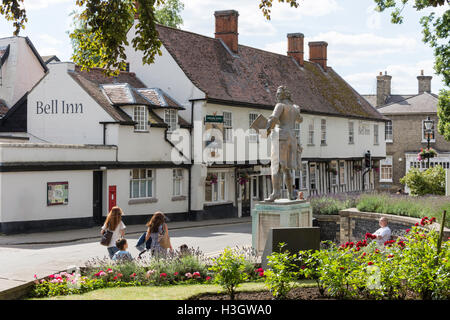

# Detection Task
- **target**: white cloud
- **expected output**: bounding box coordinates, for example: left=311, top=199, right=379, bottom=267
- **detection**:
left=366, top=5, right=381, bottom=30
left=344, top=60, right=444, bottom=94
left=23, top=0, right=72, bottom=11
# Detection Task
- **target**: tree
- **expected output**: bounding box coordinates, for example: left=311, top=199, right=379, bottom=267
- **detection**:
left=373, top=0, right=450, bottom=140
left=0, top=0, right=300, bottom=75
left=68, top=0, right=184, bottom=71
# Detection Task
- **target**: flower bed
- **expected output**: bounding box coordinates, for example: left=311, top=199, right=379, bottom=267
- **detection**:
left=30, top=246, right=263, bottom=298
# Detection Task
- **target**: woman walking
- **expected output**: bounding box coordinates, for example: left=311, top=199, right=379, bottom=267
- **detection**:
left=101, top=206, right=126, bottom=259
left=145, top=211, right=172, bottom=257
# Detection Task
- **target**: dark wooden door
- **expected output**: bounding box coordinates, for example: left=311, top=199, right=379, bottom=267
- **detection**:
left=93, top=171, right=103, bottom=225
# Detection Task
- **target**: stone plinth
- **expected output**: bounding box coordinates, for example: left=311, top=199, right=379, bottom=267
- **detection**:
left=251, top=200, right=312, bottom=254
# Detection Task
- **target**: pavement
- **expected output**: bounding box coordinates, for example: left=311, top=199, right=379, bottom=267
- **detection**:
left=0, top=216, right=252, bottom=299
left=0, top=216, right=252, bottom=246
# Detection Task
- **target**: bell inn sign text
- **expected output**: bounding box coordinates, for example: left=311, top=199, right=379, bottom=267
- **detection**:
left=36, top=100, right=84, bottom=115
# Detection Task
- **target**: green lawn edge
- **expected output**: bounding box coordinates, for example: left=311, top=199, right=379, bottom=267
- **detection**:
left=29, top=280, right=316, bottom=300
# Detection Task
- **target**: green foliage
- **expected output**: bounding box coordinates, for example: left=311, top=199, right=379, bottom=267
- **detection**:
left=154, top=0, right=184, bottom=28
left=437, top=89, right=450, bottom=140
left=400, top=165, right=445, bottom=196
left=296, top=217, right=450, bottom=300
left=259, top=0, right=299, bottom=20
left=264, top=243, right=299, bottom=299
left=208, top=247, right=248, bottom=300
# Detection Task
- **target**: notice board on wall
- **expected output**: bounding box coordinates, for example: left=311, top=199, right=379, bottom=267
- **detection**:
left=47, top=182, right=69, bottom=206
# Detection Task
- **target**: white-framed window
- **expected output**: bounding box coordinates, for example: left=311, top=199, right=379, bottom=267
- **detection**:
left=422, top=119, right=435, bottom=142
left=130, top=169, right=154, bottom=198
left=385, top=120, right=393, bottom=142
left=330, top=161, right=338, bottom=185
left=308, top=119, right=314, bottom=145
left=380, top=156, right=393, bottom=182
left=348, top=121, right=354, bottom=144
left=309, top=163, right=316, bottom=190
left=301, top=162, right=308, bottom=189
left=294, top=122, right=301, bottom=145
left=339, top=161, right=346, bottom=185
left=249, top=113, right=259, bottom=143
left=133, top=106, right=148, bottom=132
left=223, top=111, right=233, bottom=143
left=172, top=169, right=183, bottom=196
left=320, top=119, right=327, bottom=145
left=205, top=172, right=227, bottom=202
left=374, top=124, right=379, bottom=145
left=164, top=109, right=178, bottom=133
left=359, top=122, right=370, bottom=135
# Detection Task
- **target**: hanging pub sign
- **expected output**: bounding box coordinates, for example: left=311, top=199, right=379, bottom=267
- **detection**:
left=47, top=181, right=69, bottom=206
left=205, top=115, right=224, bottom=123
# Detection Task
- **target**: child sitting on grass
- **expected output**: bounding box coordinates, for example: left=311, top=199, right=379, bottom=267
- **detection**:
left=112, top=238, right=133, bottom=261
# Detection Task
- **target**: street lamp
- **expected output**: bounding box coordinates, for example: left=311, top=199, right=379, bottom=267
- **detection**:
left=424, top=116, right=433, bottom=168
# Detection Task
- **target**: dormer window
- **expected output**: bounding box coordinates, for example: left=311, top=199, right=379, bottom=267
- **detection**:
left=133, top=105, right=148, bottom=132
left=165, top=109, right=178, bottom=133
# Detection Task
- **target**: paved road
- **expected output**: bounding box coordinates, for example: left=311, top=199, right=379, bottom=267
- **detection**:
left=0, top=222, right=251, bottom=290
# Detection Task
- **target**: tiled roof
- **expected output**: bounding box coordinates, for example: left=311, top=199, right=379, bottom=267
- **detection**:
left=378, top=92, right=438, bottom=115
left=0, top=99, right=8, bottom=117
left=156, top=24, right=386, bottom=121
left=136, top=88, right=185, bottom=109
left=0, top=44, right=10, bottom=66
left=362, top=94, right=416, bottom=108
left=68, top=66, right=189, bottom=127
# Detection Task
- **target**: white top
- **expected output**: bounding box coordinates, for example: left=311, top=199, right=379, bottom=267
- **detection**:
left=102, top=221, right=126, bottom=248
left=373, top=226, right=391, bottom=246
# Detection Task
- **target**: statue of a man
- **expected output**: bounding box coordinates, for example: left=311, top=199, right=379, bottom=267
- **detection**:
left=265, top=86, right=303, bottom=202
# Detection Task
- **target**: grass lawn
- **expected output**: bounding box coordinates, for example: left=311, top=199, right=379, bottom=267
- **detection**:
left=29, top=280, right=316, bottom=300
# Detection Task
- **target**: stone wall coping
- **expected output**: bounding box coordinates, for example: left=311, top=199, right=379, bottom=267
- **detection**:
left=339, top=208, right=449, bottom=232
left=314, top=214, right=340, bottom=221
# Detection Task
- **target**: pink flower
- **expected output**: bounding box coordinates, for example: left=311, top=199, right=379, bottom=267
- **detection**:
left=259, top=271, right=265, bottom=277
left=174, top=272, right=179, bottom=276
left=145, top=270, right=155, bottom=278
left=48, top=275, right=55, bottom=279
left=130, top=273, right=136, bottom=278
left=406, top=229, right=410, bottom=233
left=193, top=272, right=201, bottom=278
left=34, top=274, right=37, bottom=279
left=206, top=276, right=212, bottom=281
left=117, top=273, right=123, bottom=278
left=107, top=268, right=113, bottom=273
left=185, top=272, right=193, bottom=279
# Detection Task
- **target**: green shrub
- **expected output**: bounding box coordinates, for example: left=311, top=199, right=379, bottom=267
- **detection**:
left=400, top=166, right=445, bottom=196
left=264, top=243, right=299, bottom=299
left=208, top=247, right=248, bottom=300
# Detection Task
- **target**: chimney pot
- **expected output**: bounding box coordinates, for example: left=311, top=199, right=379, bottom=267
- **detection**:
left=308, top=41, right=328, bottom=70
left=287, top=33, right=304, bottom=66
left=417, top=71, right=432, bottom=94
left=376, top=72, right=392, bottom=107
left=214, top=10, right=239, bottom=54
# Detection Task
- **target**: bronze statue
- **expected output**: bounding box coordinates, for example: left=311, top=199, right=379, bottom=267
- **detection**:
left=265, top=86, right=303, bottom=201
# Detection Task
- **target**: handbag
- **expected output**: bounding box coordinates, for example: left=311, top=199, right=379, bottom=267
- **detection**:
left=100, top=229, right=113, bottom=246
left=158, top=224, right=171, bottom=249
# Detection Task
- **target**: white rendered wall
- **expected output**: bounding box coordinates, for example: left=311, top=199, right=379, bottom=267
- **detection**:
left=27, top=62, right=114, bottom=144
left=0, top=37, right=45, bottom=108
left=0, top=170, right=92, bottom=223
left=105, top=168, right=189, bottom=218
left=125, top=24, right=205, bottom=122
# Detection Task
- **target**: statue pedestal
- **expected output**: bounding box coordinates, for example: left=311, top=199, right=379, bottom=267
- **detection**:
left=251, top=200, right=312, bottom=255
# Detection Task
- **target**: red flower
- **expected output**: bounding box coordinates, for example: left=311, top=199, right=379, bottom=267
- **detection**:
left=415, top=223, right=419, bottom=227
left=388, top=254, right=394, bottom=258
left=160, top=273, right=167, bottom=278
left=362, top=252, right=367, bottom=257
left=301, top=265, right=306, bottom=269
left=259, top=271, right=265, bottom=277
left=48, top=275, right=55, bottom=279
left=113, top=276, right=118, bottom=280
left=355, top=247, right=361, bottom=252
left=367, top=262, right=374, bottom=266
left=174, top=272, right=179, bottom=276
left=117, top=273, right=123, bottom=278
left=339, top=267, right=345, bottom=270
left=406, top=229, right=410, bottom=233
left=130, top=273, right=136, bottom=278
left=256, top=268, right=264, bottom=273
left=206, top=276, right=212, bottom=281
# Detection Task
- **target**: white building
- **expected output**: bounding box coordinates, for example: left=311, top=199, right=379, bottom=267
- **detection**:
left=125, top=9, right=387, bottom=218
left=0, top=10, right=387, bottom=233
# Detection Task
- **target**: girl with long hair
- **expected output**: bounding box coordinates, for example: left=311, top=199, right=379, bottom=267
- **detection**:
left=101, top=206, right=126, bottom=258
left=145, top=211, right=172, bottom=256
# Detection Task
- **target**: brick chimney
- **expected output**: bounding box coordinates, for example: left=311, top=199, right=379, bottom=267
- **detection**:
left=417, top=70, right=432, bottom=94
left=214, top=10, right=239, bottom=54
left=287, top=33, right=304, bottom=66
left=376, top=71, right=392, bottom=107
left=308, top=41, right=328, bottom=70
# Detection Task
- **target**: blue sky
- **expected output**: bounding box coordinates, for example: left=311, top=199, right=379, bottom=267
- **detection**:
left=0, top=0, right=447, bottom=95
